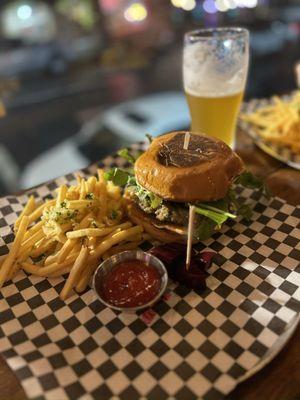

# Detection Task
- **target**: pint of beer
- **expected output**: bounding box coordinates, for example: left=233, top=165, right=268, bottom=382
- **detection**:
left=183, top=28, right=249, bottom=148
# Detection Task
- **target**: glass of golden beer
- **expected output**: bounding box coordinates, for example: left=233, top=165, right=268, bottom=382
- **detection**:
left=183, top=28, right=249, bottom=147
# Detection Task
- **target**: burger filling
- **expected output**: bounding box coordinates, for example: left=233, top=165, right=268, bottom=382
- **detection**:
left=104, top=148, right=269, bottom=240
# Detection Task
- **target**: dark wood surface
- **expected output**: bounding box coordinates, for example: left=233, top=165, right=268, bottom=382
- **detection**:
left=0, top=129, right=299, bottom=400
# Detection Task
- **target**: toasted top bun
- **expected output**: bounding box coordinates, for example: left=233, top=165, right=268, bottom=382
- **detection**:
left=135, top=131, right=244, bottom=202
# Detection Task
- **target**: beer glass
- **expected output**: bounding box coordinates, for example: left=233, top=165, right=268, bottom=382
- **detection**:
left=183, top=28, right=249, bottom=148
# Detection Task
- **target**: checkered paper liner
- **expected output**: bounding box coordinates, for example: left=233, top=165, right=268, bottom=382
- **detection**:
left=240, top=95, right=300, bottom=170
left=0, top=143, right=299, bottom=400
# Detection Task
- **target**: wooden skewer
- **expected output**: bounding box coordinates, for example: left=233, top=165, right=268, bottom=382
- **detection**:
left=186, top=205, right=195, bottom=270
left=183, top=132, right=190, bottom=150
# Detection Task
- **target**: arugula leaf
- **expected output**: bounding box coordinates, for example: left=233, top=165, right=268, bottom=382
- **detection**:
left=134, top=183, right=163, bottom=209
left=117, top=148, right=143, bottom=165
left=195, top=217, right=218, bottom=241
left=235, top=171, right=263, bottom=188
left=103, top=169, right=115, bottom=182
left=148, top=192, right=163, bottom=209
left=197, top=203, right=237, bottom=219
left=236, top=204, right=253, bottom=221
left=146, top=133, right=153, bottom=143
left=127, top=175, right=137, bottom=186
left=104, top=168, right=131, bottom=186
left=227, top=187, right=253, bottom=221
left=117, top=149, right=136, bottom=165
left=235, top=171, right=271, bottom=198
left=194, top=206, right=231, bottom=226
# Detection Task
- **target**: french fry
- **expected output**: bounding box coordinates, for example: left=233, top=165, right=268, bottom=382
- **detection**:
left=79, top=179, right=87, bottom=199
left=70, top=242, right=82, bottom=255
left=56, top=185, right=67, bottom=207
left=49, top=266, right=72, bottom=277
left=78, top=212, right=93, bottom=229
left=88, top=236, right=97, bottom=249
left=102, top=240, right=143, bottom=259
left=22, top=252, right=79, bottom=277
left=84, top=180, right=89, bottom=194
left=23, top=220, right=43, bottom=241
left=14, top=196, right=36, bottom=232
left=107, top=181, right=121, bottom=200
left=91, top=225, right=143, bottom=261
left=44, top=253, right=58, bottom=266
left=56, top=233, right=68, bottom=244
left=66, top=222, right=132, bottom=239
left=97, top=169, right=107, bottom=219
left=87, top=176, right=97, bottom=193
left=60, top=246, right=89, bottom=300
left=67, top=200, right=99, bottom=209
left=27, top=199, right=55, bottom=225
left=67, top=226, right=116, bottom=239
left=57, top=239, right=78, bottom=263
left=0, top=216, right=29, bottom=288
left=20, top=229, right=45, bottom=254
left=75, top=173, right=83, bottom=184
left=6, top=261, right=21, bottom=282
left=75, top=261, right=97, bottom=293
left=29, top=238, right=55, bottom=258
left=44, top=240, right=74, bottom=266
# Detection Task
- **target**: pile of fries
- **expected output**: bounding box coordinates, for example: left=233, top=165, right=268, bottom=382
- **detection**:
left=240, top=91, right=300, bottom=154
left=0, top=170, right=147, bottom=300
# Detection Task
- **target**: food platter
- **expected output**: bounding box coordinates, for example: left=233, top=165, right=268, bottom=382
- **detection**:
left=0, top=138, right=299, bottom=400
left=240, top=95, right=300, bottom=170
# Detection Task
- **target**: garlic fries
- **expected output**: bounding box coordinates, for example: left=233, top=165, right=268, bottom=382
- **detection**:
left=240, top=91, right=300, bottom=154
left=0, top=170, right=145, bottom=299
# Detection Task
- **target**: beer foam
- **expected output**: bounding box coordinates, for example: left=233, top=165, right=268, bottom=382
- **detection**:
left=183, top=40, right=248, bottom=98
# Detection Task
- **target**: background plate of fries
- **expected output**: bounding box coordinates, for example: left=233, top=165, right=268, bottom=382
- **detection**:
left=240, top=92, right=300, bottom=170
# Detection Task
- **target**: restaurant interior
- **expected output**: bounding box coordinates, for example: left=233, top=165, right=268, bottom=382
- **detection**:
left=0, top=0, right=299, bottom=194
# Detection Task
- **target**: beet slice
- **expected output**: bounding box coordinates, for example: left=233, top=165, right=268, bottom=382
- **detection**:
left=149, top=244, right=216, bottom=290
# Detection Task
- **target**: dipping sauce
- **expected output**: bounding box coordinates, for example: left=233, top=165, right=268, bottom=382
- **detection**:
left=96, top=260, right=162, bottom=308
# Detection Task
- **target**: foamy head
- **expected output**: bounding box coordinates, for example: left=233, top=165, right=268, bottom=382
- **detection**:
left=183, top=39, right=249, bottom=98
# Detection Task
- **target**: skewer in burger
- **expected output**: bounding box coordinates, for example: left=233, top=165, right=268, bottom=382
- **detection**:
left=105, top=131, right=268, bottom=243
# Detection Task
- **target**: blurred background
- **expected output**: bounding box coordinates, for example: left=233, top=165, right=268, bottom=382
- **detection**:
left=0, top=0, right=299, bottom=194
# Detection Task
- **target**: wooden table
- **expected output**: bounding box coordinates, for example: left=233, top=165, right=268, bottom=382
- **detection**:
left=0, top=129, right=299, bottom=400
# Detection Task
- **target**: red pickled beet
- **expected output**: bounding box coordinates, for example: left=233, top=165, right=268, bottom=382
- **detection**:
left=149, top=243, right=215, bottom=290
left=98, top=260, right=161, bottom=308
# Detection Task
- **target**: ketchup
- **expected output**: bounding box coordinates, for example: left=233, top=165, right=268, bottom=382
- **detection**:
left=96, top=260, right=161, bottom=308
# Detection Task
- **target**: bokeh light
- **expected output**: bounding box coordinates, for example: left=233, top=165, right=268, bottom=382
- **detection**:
left=124, top=2, right=148, bottom=22
left=242, top=0, right=258, bottom=8
left=215, top=0, right=229, bottom=12
left=170, top=0, right=196, bottom=11
left=181, top=0, right=196, bottom=11
left=17, top=4, right=32, bottom=20
left=203, top=0, right=217, bottom=14
left=170, top=0, right=183, bottom=7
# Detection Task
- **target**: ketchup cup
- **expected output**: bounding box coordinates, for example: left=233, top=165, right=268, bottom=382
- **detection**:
left=92, top=250, right=168, bottom=312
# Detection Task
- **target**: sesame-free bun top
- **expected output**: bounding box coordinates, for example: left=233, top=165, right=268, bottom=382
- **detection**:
left=135, top=131, right=244, bottom=203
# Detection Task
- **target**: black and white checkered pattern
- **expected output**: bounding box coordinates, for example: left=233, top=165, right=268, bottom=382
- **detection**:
left=0, top=143, right=299, bottom=400
left=240, top=95, right=300, bottom=170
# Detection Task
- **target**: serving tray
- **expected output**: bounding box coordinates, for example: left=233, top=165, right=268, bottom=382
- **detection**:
left=0, top=143, right=299, bottom=400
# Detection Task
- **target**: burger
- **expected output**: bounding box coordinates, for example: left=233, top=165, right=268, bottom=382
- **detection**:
left=105, top=131, right=267, bottom=243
